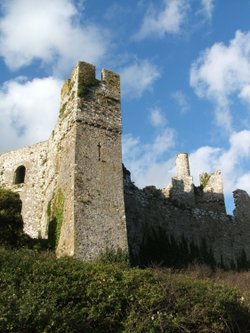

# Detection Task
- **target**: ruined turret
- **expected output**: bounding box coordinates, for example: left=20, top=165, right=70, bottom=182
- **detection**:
left=163, top=153, right=195, bottom=207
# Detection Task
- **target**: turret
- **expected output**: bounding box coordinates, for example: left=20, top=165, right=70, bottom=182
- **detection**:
left=176, top=152, right=191, bottom=178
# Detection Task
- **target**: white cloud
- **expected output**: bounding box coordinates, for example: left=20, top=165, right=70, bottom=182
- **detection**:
left=189, top=146, right=222, bottom=183
left=134, top=0, right=189, bottom=40
left=0, top=0, right=108, bottom=75
left=172, top=90, right=190, bottom=114
left=150, top=107, right=167, bottom=127
left=120, top=60, right=160, bottom=99
left=190, top=30, right=250, bottom=131
left=123, top=127, right=250, bottom=208
left=200, top=0, right=214, bottom=21
left=0, top=76, right=62, bottom=152
left=239, top=84, right=250, bottom=104
left=189, top=130, right=250, bottom=195
left=123, top=127, right=176, bottom=188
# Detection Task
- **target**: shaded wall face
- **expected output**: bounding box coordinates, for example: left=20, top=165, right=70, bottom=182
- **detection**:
left=47, top=124, right=76, bottom=258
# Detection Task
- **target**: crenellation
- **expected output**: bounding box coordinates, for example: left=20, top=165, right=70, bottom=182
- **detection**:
left=195, top=171, right=226, bottom=213
left=78, top=61, right=96, bottom=86
left=101, top=68, right=120, bottom=99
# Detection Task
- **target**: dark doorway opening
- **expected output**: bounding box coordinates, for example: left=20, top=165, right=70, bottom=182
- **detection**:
left=14, top=166, right=26, bottom=184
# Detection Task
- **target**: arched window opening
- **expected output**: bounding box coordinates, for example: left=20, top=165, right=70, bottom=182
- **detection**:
left=14, top=165, right=26, bottom=185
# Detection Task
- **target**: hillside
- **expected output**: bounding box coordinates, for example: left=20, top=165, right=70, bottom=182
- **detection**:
left=1, top=247, right=250, bottom=333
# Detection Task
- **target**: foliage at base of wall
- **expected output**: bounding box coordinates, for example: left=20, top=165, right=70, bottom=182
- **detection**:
left=47, top=189, right=64, bottom=249
left=0, top=188, right=24, bottom=247
left=132, top=225, right=216, bottom=269
left=0, top=247, right=249, bottom=333
left=132, top=225, right=250, bottom=271
left=0, top=188, right=51, bottom=250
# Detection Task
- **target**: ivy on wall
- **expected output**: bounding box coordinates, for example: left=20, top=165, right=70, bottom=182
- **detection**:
left=47, top=189, right=64, bottom=249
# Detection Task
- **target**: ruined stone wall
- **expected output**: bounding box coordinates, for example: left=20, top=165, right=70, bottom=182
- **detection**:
left=124, top=155, right=250, bottom=268
left=0, top=61, right=128, bottom=261
left=163, top=153, right=195, bottom=207
left=0, top=141, right=48, bottom=237
left=195, top=171, right=226, bottom=213
left=124, top=169, right=238, bottom=268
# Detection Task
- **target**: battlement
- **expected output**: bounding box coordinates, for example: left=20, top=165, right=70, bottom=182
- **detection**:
left=61, top=61, right=120, bottom=104
left=163, top=153, right=227, bottom=211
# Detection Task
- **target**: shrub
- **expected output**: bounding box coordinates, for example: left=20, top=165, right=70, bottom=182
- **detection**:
left=0, top=188, right=24, bottom=247
left=0, top=247, right=249, bottom=332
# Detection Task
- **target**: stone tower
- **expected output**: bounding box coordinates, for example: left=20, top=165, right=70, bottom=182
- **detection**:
left=57, top=61, right=128, bottom=259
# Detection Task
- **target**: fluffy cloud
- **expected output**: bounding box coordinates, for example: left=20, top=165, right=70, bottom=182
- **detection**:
left=123, top=127, right=176, bottom=188
left=0, top=0, right=108, bottom=74
left=189, top=130, right=250, bottom=195
left=134, top=0, right=188, bottom=40
left=0, top=76, right=62, bottom=152
left=124, top=127, right=250, bottom=212
left=120, top=60, right=160, bottom=99
left=190, top=30, right=250, bottom=131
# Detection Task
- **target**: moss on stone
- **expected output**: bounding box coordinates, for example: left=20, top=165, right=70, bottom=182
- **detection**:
left=77, top=77, right=99, bottom=98
left=59, top=102, right=67, bottom=118
left=47, top=190, right=64, bottom=249
left=200, top=172, right=211, bottom=190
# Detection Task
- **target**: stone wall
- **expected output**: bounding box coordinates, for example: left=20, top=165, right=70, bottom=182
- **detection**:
left=124, top=154, right=250, bottom=269
left=0, top=141, right=48, bottom=237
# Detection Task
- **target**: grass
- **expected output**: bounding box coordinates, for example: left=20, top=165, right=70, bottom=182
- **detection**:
left=181, top=264, right=250, bottom=307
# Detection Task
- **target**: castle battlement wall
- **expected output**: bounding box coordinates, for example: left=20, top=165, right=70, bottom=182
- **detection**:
left=124, top=152, right=250, bottom=268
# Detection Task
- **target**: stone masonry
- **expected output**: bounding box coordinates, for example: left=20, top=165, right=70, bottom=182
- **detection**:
left=124, top=154, right=250, bottom=268
left=1, top=61, right=250, bottom=268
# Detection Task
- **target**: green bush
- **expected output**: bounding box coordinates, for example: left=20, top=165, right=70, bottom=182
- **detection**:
left=0, top=247, right=249, bottom=332
left=0, top=188, right=49, bottom=250
left=0, top=188, right=24, bottom=247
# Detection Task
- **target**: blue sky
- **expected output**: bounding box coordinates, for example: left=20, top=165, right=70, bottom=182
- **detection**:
left=1, top=0, right=250, bottom=213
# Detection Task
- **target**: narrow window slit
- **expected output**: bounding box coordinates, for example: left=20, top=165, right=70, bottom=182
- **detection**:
left=97, top=143, right=101, bottom=161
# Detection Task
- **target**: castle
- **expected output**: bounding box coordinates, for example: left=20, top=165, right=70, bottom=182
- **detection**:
left=1, top=61, right=250, bottom=268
